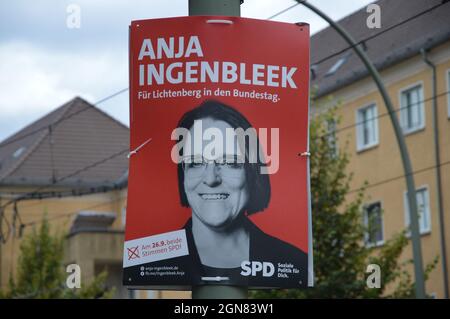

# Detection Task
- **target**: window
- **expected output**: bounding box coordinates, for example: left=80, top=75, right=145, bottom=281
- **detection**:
left=400, top=84, right=425, bottom=133
left=404, top=187, right=431, bottom=235
left=12, top=146, right=26, bottom=158
left=356, top=103, right=378, bottom=151
left=325, top=54, right=351, bottom=77
left=364, top=202, right=384, bottom=247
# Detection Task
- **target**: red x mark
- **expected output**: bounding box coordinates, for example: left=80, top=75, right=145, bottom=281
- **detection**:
left=127, top=246, right=140, bottom=260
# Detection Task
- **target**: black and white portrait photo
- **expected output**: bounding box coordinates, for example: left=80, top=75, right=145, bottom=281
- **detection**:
left=173, top=99, right=308, bottom=288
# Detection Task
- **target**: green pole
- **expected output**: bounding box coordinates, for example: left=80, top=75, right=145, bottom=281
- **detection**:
left=188, top=0, right=241, bottom=16
left=0, top=207, right=3, bottom=288
left=297, top=0, right=426, bottom=298
left=421, top=48, right=448, bottom=299
left=188, top=0, right=247, bottom=300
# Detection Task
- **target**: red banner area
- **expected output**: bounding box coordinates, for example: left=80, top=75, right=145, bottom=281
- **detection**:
left=124, top=16, right=311, bottom=289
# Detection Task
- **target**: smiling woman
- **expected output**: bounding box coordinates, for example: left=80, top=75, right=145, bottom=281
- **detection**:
left=171, top=99, right=307, bottom=287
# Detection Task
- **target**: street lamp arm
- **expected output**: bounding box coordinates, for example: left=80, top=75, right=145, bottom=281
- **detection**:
left=296, top=0, right=426, bottom=298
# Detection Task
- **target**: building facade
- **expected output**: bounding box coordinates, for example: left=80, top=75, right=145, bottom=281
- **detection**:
left=0, top=97, right=191, bottom=298
left=311, top=0, right=450, bottom=298
left=1, top=0, right=449, bottom=299
left=0, top=97, right=130, bottom=297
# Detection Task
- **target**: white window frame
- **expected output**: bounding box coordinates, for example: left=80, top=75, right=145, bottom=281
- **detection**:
left=404, top=186, right=432, bottom=235
left=446, top=69, right=450, bottom=119
left=356, top=102, right=379, bottom=152
left=363, top=201, right=384, bottom=247
left=398, top=82, right=425, bottom=135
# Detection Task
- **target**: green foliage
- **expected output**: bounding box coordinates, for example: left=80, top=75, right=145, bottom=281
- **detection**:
left=251, top=107, right=436, bottom=299
left=0, top=216, right=113, bottom=299
left=63, top=271, right=115, bottom=299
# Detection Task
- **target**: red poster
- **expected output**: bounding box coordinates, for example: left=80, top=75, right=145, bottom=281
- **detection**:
left=123, top=16, right=312, bottom=289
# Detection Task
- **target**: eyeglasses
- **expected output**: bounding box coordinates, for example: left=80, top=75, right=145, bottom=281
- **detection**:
left=181, top=155, right=245, bottom=177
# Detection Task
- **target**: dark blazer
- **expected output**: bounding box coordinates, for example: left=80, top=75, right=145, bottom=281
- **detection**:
left=124, top=217, right=308, bottom=289
left=183, top=217, right=308, bottom=288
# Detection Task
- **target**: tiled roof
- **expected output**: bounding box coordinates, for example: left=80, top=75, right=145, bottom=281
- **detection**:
left=311, top=0, right=450, bottom=98
left=0, top=97, right=129, bottom=188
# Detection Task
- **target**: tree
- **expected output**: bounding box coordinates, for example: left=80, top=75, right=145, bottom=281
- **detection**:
left=251, top=106, right=436, bottom=299
left=0, top=216, right=113, bottom=299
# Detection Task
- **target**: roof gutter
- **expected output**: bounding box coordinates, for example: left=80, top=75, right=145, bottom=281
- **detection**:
left=420, top=47, right=449, bottom=299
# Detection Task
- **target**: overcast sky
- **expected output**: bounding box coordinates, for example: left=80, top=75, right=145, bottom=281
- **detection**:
left=0, top=0, right=374, bottom=142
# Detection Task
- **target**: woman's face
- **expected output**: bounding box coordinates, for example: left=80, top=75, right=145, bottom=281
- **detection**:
left=183, top=117, right=248, bottom=230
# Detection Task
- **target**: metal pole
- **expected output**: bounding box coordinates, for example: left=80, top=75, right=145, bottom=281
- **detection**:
left=188, top=0, right=247, bottom=299
left=0, top=206, right=3, bottom=288
left=192, top=285, right=247, bottom=299
left=296, top=0, right=426, bottom=298
left=189, top=0, right=241, bottom=16
left=421, top=48, right=448, bottom=299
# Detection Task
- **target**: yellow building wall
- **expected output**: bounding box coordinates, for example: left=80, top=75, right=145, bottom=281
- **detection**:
left=315, top=41, right=450, bottom=298
left=0, top=188, right=127, bottom=290
left=0, top=187, right=192, bottom=299
left=2, top=42, right=449, bottom=299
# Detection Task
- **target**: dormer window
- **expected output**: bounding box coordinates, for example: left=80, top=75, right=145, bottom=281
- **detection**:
left=325, top=53, right=351, bottom=77
left=12, top=146, right=26, bottom=158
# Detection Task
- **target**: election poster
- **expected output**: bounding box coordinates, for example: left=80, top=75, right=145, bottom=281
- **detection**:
left=123, top=16, right=312, bottom=290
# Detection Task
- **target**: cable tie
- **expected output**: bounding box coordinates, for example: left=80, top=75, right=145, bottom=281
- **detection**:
left=127, top=138, right=152, bottom=159
left=299, top=151, right=311, bottom=157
